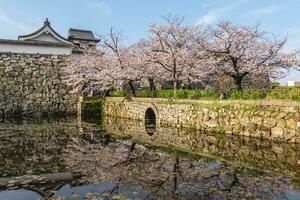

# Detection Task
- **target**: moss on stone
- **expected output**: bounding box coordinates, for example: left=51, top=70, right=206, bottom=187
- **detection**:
left=82, top=98, right=105, bottom=122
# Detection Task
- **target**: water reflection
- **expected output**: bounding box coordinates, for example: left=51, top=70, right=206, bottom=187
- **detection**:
left=104, top=117, right=300, bottom=179
left=145, top=107, right=157, bottom=136
left=0, top=118, right=299, bottom=200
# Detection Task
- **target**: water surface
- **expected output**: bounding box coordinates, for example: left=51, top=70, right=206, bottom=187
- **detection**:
left=0, top=118, right=299, bottom=200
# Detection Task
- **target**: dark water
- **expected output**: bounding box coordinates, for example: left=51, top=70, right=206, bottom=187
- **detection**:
left=0, top=117, right=299, bottom=200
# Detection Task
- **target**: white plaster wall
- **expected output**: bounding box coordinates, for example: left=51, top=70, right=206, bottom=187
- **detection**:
left=0, top=43, right=72, bottom=55
left=30, top=33, right=62, bottom=43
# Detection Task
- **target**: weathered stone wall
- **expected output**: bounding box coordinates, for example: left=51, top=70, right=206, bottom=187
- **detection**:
left=0, top=53, right=78, bottom=117
left=104, top=97, right=300, bottom=143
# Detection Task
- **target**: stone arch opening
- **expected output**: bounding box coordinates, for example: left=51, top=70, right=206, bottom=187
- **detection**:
left=145, top=107, right=157, bottom=136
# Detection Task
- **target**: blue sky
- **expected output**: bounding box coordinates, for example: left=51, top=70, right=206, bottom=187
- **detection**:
left=0, top=0, right=299, bottom=83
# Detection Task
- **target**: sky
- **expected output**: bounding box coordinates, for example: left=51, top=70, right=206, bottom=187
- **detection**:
left=0, top=0, right=299, bottom=84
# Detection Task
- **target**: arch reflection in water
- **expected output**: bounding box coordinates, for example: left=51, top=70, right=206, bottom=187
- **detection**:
left=145, top=107, right=156, bottom=136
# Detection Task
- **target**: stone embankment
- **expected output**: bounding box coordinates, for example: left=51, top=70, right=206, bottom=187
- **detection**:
left=104, top=97, right=300, bottom=143
left=0, top=53, right=78, bottom=117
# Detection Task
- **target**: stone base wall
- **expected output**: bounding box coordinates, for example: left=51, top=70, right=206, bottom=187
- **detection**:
left=0, top=53, right=78, bottom=117
left=104, top=97, right=300, bottom=143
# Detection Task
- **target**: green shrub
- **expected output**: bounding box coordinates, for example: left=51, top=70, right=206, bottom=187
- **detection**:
left=291, top=91, right=300, bottom=101
left=186, top=90, right=219, bottom=100
left=109, top=89, right=220, bottom=99
left=229, top=90, right=267, bottom=100
left=136, top=90, right=157, bottom=97
left=229, top=90, right=243, bottom=100
left=244, top=90, right=267, bottom=100
left=199, top=90, right=220, bottom=100
left=272, top=82, right=281, bottom=87
left=267, top=87, right=300, bottom=101
left=108, top=87, right=300, bottom=101
left=156, top=90, right=174, bottom=98
left=187, top=90, right=203, bottom=99
left=291, top=90, right=300, bottom=101
left=109, top=90, right=129, bottom=97
left=175, top=89, right=188, bottom=99
left=267, top=89, right=286, bottom=99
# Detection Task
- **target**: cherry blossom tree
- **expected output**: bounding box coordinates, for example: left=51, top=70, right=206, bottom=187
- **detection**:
left=64, top=18, right=300, bottom=96
left=66, top=29, right=152, bottom=97
left=143, top=14, right=206, bottom=96
left=136, top=39, right=165, bottom=90
left=63, top=49, right=118, bottom=96
left=64, top=29, right=150, bottom=97
left=200, top=21, right=300, bottom=90
left=98, top=28, right=148, bottom=96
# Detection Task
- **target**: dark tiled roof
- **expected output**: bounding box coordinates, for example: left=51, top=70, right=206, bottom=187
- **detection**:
left=0, top=39, right=72, bottom=47
left=18, top=19, right=71, bottom=44
left=68, top=28, right=100, bottom=42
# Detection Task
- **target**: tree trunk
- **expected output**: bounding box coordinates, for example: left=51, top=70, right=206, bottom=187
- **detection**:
left=173, top=157, right=179, bottom=191
left=0, top=172, right=74, bottom=189
left=173, top=60, right=177, bottom=98
left=173, top=79, right=177, bottom=98
left=89, top=87, right=93, bottom=97
left=148, top=78, right=156, bottom=91
left=219, top=92, right=225, bottom=100
left=128, top=80, right=136, bottom=97
left=234, top=77, right=243, bottom=91
left=104, top=90, right=111, bottom=97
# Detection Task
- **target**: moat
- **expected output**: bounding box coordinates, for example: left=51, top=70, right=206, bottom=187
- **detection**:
left=0, top=117, right=299, bottom=200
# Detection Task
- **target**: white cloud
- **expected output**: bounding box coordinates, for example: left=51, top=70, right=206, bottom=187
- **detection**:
left=0, top=10, right=30, bottom=32
left=246, top=5, right=281, bottom=17
left=195, top=0, right=248, bottom=25
left=196, top=12, right=218, bottom=25
left=87, top=1, right=113, bottom=17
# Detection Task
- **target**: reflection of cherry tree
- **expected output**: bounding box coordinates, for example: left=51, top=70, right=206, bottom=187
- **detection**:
left=200, top=21, right=300, bottom=90
left=64, top=134, right=295, bottom=200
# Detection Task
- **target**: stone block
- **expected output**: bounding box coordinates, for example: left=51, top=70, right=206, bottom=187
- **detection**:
left=251, top=116, right=263, bottom=125
left=277, top=119, right=286, bottom=128
left=271, top=127, right=284, bottom=139
left=240, top=117, right=250, bottom=126
left=204, top=120, right=219, bottom=128
left=271, top=146, right=284, bottom=154
left=263, top=118, right=277, bottom=128
left=209, top=111, right=218, bottom=119
left=286, top=118, right=297, bottom=129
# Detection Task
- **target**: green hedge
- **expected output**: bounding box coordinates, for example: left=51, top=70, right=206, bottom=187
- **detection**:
left=110, top=90, right=130, bottom=97
left=268, top=87, right=300, bottom=101
left=229, top=90, right=267, bottom=100
left=110, top=89, right=219, bottom=100
left=108, top=87, right=300, bottom=101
